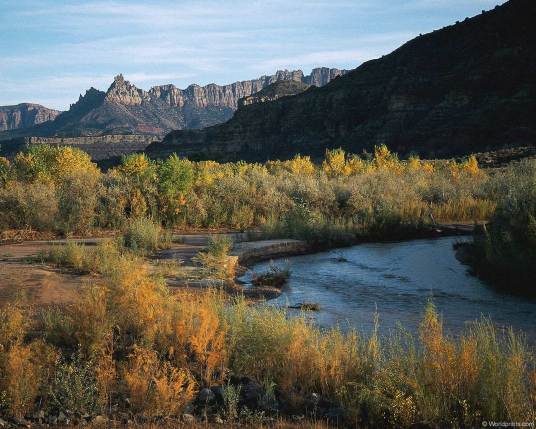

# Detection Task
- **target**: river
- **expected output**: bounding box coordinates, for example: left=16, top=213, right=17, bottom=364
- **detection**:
left=239, top=237, right=536, bottom=342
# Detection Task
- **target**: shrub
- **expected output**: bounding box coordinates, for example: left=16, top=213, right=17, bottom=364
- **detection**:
left=57, top=171, right=99, bottom=234
left=170, top=291, right=228, bottom=386
left=193, top=235, right=235, bottom=280
left=0, top=181, right=58, bottom=230
left=0, top=342, right=47, bottom=418
left=123, top=217, right=167, bottom=255
left=48, top=350, right=100, bottom=416
left=69, top=285, right=113, bottom=357
left=122, top=346, right=196, bottom=417
left=251, top=264, right=290, bottom=288
left=0, top=156, right=10, bottom=185
left=469, top=159, right=536, bottom=293
left=0, top=302, right=29, bottom=348
left=222, top=381, right=241, bottom=421
left=47, top=241, right=89, bottom=273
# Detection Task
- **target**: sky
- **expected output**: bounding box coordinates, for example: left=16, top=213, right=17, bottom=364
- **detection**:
left=0, top=0, right=505, bottom=110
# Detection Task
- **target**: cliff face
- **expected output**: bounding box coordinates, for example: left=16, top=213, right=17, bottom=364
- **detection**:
left=148, top=0, right=536, bottom=162
left=0, top=68, right=346, bottom=140
left=149, top=69, right=308, bottom=111
left=303, top=67, right=347, bottom=87
left=0, top=104, right=61, bottom=132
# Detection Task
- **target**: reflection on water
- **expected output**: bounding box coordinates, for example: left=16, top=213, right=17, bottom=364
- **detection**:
left=239, top=237, right=536, bottom=342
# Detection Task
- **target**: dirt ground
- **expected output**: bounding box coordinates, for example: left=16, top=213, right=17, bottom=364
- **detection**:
left=0, top=235, right=215, bottom=307
left=0, top=241, right=90, bottom=306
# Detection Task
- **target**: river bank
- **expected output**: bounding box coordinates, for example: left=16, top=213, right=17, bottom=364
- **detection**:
left=0, top=223, right=478, bottom=306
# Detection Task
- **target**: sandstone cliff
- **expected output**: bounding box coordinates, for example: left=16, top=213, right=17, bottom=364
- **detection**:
left=147, top=0, right=536, bottom=162
left=0, top=104, right=61, bottom=132
left=0, top=68, right=346, bottom=140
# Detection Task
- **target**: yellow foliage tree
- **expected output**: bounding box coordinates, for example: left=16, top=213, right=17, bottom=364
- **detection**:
left=346, top=154, right=368, bottom=175
left=323, top=148, right=348, bottom=176
left=54, top=147, right=100, bottom=179
left=373, top=144, right=402, bottom=172
left=287, top=154, right=316, bottom=175
left=195, top=160, right=225, bottom=187
left=460, top=155, right=481, bottom=176
left=14, top=145, right=99, bottom=184
left=118, top=153, right=155, bottom=180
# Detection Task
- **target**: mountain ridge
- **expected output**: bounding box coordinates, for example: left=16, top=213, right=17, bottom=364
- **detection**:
left=0, top=67, right=347, bottom=140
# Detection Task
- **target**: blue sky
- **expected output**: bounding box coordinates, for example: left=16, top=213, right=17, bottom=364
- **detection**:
left=0, top=0, right=504, bottom=110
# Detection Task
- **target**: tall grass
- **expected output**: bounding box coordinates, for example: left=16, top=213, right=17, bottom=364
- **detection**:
left=0, top=253, right=534, bottom=426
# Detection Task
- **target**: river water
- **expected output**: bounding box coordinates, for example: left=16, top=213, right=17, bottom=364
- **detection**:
left=239, top=237, right=536, bottom=342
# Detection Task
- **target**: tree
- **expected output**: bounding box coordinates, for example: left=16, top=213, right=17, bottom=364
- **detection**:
left=13, top=145, right=98, bottom=184
left=0, top=156, right=10, bottom=185
left=322, top=148, right=348, bottom=177
left=157, top=154, right=194, bottom=221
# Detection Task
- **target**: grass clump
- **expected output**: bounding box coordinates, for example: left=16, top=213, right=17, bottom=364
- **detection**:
left=193, top=235, right=235, bottom=280
left=46, top=241, right=88, bottom=273
left=122, top=217, right=169, bottom=255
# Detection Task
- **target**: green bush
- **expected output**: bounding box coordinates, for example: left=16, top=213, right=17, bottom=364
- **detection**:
left=57, top=172, right=99, bottom=234
left=122, top=217, right=167, bottom=255
left=0, top=181, right=58, bottom=230
left=47, top=242, right=88, bottom=273
left=47, top=350, right=100, bottom=415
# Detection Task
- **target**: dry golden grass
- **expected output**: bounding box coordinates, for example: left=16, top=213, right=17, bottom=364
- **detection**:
left=0, top=238, right=534, bottom=426
left=122, top=346, right=196, bottom=417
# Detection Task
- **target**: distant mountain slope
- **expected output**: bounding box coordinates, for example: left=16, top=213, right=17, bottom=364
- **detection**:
left=0, top=68, right=347, bottom=140
left=238, top=80, right=311, bottom=108
left=148, top=0, right=536, bottom=161
left=0, top=103, right=61, bottom=132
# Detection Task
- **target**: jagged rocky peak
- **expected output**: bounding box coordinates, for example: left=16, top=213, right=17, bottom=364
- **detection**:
left=74, top=87, right=104, bottom=104
left=105, top=74, right=148, bottom=106
left=270, top=69, right=304, bottom=83
left=68, top=87, right=106, bottom=114
left=101, top=68, right=346, bottom=111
